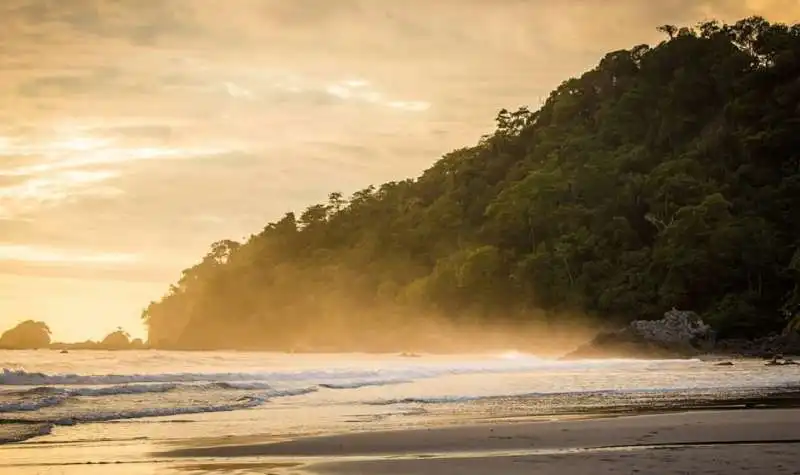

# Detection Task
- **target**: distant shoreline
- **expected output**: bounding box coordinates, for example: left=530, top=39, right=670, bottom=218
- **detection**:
left=1, top=347, right=797, bottom=359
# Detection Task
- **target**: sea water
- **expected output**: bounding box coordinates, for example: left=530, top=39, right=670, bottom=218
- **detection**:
left=1, top=350, right=798, bottom=449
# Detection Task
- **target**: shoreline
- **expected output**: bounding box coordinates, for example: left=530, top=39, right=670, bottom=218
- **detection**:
left=4, top=347, right=799, bottom=359
left=163, top=400, right=800, bottom=459
left=3, top=353, right=800, bottom=473
left=163, top=408, right=800, bottom=475
left=3, top=384, right=800, bottom=447
left=2, top=403, right=800, bottom=474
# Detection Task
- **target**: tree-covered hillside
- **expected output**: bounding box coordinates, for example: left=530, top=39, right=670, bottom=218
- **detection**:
left=143, top=17, right=800, bottom=350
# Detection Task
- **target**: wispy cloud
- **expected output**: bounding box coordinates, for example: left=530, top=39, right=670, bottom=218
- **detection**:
left=0, top=131, right=226, bottom=175
left=0, top=169, right=122, bottom=217
left=0, top=243, right=139, bottom=266
left=323, top=79, right=431, bottom=111
left=0, top=127, right=236, bottom=219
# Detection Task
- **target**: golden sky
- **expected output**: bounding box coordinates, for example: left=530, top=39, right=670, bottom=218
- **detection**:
left=1, top=0, right=798, bottom=342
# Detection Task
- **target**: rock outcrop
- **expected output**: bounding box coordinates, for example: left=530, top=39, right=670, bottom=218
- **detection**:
left=562, top=309, right=714, bottom=359
left=0, top=320, right=52, bottom=349
left=99, top=330, right=130, bottom=350
left=629, top=309, right=712, bottom=346
left=714, top=331, right=800, bottom=357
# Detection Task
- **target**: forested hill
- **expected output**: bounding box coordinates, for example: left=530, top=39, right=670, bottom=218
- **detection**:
left=143, top=17, right=800, bottom=351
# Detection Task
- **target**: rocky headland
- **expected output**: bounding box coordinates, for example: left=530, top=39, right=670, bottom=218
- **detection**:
left=563, top=309, right=800, bottom=360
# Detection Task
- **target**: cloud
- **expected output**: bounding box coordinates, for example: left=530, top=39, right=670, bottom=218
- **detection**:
left=0, top=124, right=236, bottom=219
left=0, top=140, right=211, bottom=176
left=99, top=125, right=175, bottom=142
left=14, top=67, right=148, bottom=98
left=0, top=243, right=138, bottom=266
left=0, top=169, right=122, bottom=218
left=324, top=79, right=431, bottom=111
left=2, top=0, right=201, bottom=46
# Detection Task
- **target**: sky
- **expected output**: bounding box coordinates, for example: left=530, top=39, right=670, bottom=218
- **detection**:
left=1, top=0, right=798, bottom=342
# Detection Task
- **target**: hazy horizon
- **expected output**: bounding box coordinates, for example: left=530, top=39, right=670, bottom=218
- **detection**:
left=1, top=0, right=799, bottom=342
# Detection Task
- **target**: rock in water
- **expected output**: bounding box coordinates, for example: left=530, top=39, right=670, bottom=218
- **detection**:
left=562, top=309, right=713, bottom=360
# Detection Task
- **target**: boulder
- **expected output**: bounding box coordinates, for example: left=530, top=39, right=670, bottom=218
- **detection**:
left=629, top=309, right=712, bottom=346
left=562, top=309, right=713, bottom=360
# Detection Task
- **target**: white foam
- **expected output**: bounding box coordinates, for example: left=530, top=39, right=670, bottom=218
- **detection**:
left=49, top=395, right=267, bottom=425
left=366, top=395, right=484, bottom=405
left=211, top=381, right=273, bottom=390
left=263, top=387, right=318, bottom=398
left=32, top=388, right=315, bottom=425
left=362, top=386, right=754, bottom=406
left=1, top=357, right=690, bottom=386
left=67, top=383, right=179, bottom=397
left=318, top=379, right=409, bottom=389
left=0, top=383, right=180, bottom=413
left=0, top=396, right=65, bottom=413
left=0, top=368, right=384, bottom=386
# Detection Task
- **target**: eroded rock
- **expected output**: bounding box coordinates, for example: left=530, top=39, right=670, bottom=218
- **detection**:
left=562, top=309, right=713, bottom=359
left=629, top=309, right=712, bottom=345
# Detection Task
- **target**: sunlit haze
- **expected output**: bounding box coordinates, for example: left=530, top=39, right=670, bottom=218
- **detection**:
left=1, top=0, right=798, bottom=342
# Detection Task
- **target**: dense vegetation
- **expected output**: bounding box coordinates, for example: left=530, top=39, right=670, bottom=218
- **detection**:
left=143, top=17, right=800, bottom=350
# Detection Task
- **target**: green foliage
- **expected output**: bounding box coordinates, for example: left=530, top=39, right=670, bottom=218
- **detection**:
left=143, top=17, right=800, bottom=348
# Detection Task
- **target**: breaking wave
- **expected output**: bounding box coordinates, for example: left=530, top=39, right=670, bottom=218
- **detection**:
left=1, top=357, right=685, bottom=386
left=0, top=382, right=317, bottom=414
left=0, top=355, right=705, bottom=444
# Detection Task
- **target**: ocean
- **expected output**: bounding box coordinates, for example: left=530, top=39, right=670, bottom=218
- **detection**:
left=1, top=349, right=799, bottom=468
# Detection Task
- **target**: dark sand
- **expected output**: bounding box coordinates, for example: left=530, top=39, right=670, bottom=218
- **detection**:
left=0, top=423, right=52, bottom=444
left=163, top=408, right=800, bottom=474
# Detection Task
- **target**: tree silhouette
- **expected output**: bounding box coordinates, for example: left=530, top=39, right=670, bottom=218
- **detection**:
left=657, top=24, right=678, bottom=39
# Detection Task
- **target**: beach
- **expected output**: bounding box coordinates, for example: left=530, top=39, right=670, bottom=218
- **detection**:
left=2, top=350, right=800, bottom=474
left=175, top=409, right=800, bottom=475
left=1, top=408, right=799, bottom=474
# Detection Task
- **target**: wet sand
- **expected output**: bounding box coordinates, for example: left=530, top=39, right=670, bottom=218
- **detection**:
left=2, top=408, right=800, bottom=474
left=0, top=423, right=52, bottom=444
left=311, top=443, right=800, bottom=475
left=162, top=408, right=800, bottom=474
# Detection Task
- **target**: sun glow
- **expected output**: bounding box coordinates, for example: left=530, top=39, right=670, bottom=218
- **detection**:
left=499, top=350, right=525, bottom=360
left=55, top=136, right=113, bottom=152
